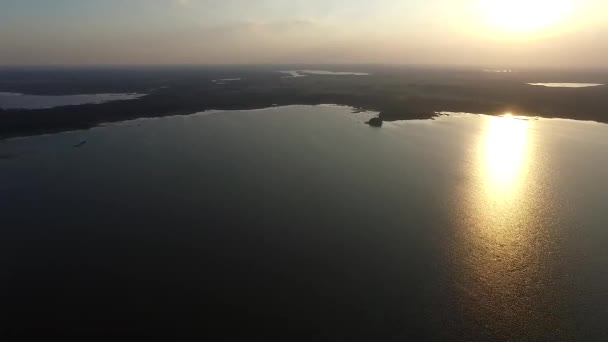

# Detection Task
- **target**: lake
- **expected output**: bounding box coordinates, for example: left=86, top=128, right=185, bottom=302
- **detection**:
left=279, top=70, right=371, bottom=77
left=527, top=83, right=605, bottom=88
left=1, top=105, right=607, bottom=340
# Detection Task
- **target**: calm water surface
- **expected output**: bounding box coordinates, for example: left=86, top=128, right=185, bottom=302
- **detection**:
left=279, top=70, right=371, bottom=77
left=527, top=83, right=605, bottom=88
left=1, top=106, right=607, bottom=340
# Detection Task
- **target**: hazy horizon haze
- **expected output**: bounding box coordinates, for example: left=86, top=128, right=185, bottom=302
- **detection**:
left=1, top=0, right=607, bottom=68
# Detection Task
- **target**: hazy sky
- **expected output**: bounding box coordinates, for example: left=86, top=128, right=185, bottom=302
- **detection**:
left=1, top=0, right=607, bottom=67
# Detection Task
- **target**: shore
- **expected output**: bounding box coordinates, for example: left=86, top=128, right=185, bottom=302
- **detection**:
left=1, top=66, right=607, bottom=139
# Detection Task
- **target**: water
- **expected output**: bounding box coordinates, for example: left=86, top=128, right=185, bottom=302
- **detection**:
left=279, top=70, right=371, bottom=77
left=0, top=92, right=145, bottom=109
left=1, top=105, right=607, bottom=340
left=212, top=78, right=242, bottom=84
left=527, top=83, right=604, bottom=88
left=484, top=69, right=513, bottom=73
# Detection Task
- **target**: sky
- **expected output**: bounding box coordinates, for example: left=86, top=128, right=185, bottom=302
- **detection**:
left=1, top=0, right=607, bottom=67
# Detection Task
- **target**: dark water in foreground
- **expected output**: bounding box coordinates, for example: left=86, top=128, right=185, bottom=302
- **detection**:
left=1, top=105, right=607, bottom=340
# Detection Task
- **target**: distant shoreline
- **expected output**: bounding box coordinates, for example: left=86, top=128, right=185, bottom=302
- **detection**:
left=1, top=67, right=607, bottom=139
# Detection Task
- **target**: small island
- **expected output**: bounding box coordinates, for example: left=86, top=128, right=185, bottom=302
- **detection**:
left=367, top=117, right=383, bottom=127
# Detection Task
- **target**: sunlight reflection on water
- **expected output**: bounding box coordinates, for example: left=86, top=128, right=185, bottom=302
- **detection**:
left=482, top=115, right=530, bottom=199
left=451, top=114, right=565, bottom=339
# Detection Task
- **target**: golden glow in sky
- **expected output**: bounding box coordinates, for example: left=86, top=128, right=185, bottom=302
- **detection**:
left=2, top=0, right=607, bottom=65
left=479, top=0, right=575, bottom=34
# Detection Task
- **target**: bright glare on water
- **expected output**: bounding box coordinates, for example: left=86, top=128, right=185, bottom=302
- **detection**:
left=482, top=115, right=531, bottom=197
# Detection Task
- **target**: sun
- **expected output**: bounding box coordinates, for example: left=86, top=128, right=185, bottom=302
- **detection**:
left=479, top=0, right=574, bottom=34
